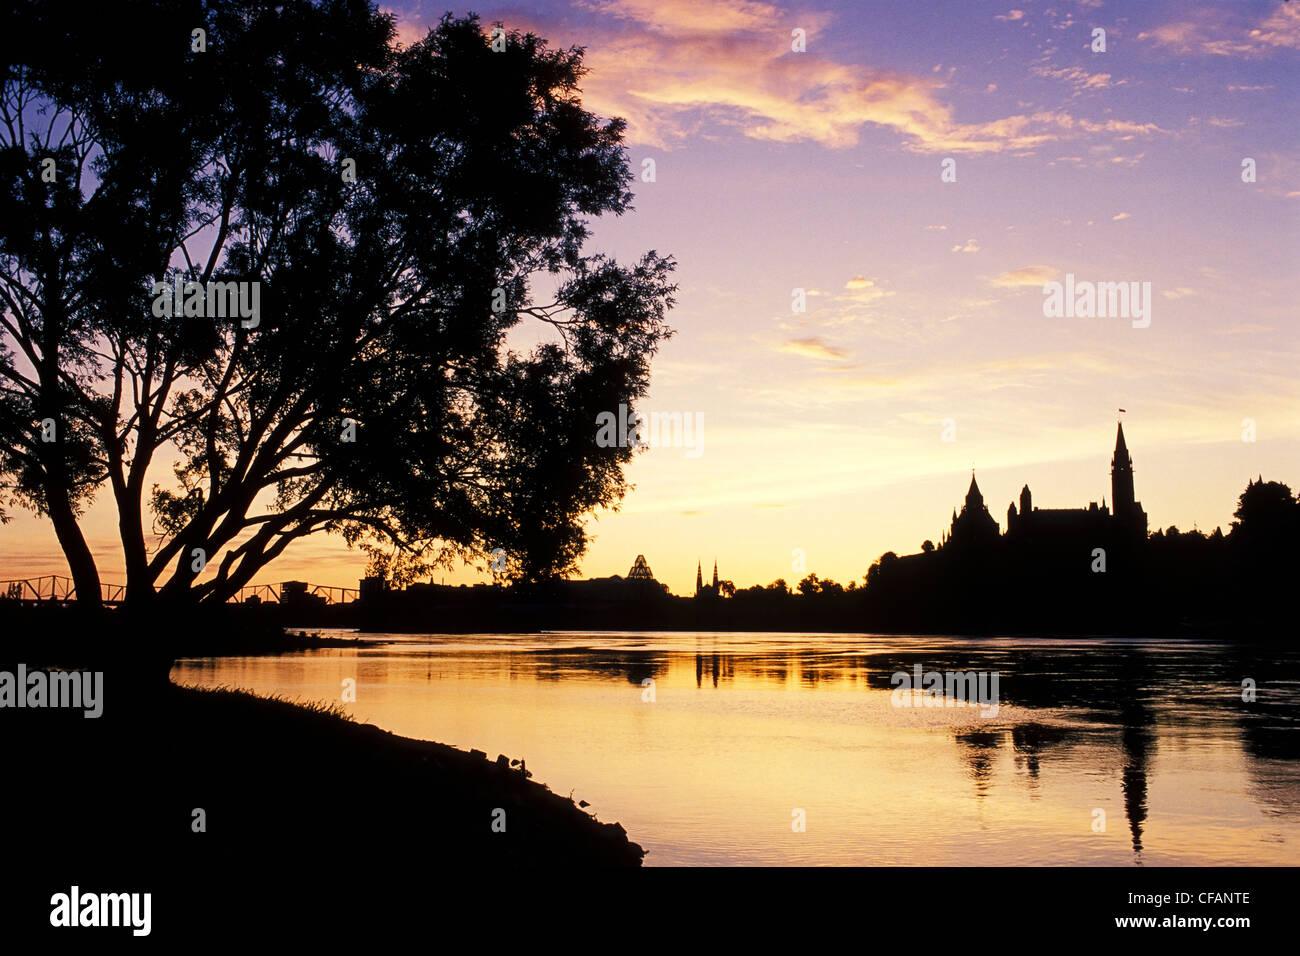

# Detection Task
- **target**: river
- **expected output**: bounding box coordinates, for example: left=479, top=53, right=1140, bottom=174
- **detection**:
left=172, top=631, right=1300, bottom=866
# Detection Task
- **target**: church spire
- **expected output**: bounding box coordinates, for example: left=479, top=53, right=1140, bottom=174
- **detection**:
left=712, top=559, right=718, bottom=588
left=695, top=560, right=703, bottom=595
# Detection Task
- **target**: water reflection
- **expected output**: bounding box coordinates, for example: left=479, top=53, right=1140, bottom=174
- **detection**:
left=174, top=633, right=1300, bottom=866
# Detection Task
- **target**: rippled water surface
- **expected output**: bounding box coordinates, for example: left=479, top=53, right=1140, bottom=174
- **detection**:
left=173, top=632, right=1300, bottom=866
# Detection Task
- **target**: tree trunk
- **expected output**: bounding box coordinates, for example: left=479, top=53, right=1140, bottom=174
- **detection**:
left=46, top=492, right=102, bottom=608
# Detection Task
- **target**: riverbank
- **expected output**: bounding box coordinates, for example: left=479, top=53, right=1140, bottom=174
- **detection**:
left=9, top=679, right=644, bottom=867
left=3, top=610, right=646, bottom=867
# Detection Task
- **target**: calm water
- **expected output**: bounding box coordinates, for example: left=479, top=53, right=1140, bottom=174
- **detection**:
left=172, top=632, right=1300, bottom=866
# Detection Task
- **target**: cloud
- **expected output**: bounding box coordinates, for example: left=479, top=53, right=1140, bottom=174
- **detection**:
left=991, top=266, right=1059, bottom=288
left=585, top=0, right=784, bottom=34
left=1032, top=65, right=1122, bottom=92
left=779, top=337, right=850, bottom=361
left=951, top=238, right=981, bottom=253
left=995, top=10, right=1026, bottom=22
left=468, top=0, right=1159, bottom=154
left=836, top=275, right=895, bottom=308
left=1161, top=287, right=1197, bottom=300
left=1139, top=5, right=1300, bottom=57
left=1112, top=212, right=1131, bottom=221
left=925, top=225, right=949, bottom=231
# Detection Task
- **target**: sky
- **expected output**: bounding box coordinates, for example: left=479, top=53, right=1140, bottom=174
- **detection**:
left=2, top=0, right=1298, bottom=597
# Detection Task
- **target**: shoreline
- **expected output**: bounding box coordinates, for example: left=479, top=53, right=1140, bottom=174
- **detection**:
left=7, top=678, right=646, bottom=867
left=2, top=605, right=646, bottom=867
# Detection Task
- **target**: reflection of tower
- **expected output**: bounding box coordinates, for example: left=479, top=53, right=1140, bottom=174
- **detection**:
left=1121, top=729, right=1151, bottom=855
left=1115, top=652, right=1155, bottom=858
left=956, top=730, right=1001, bottom=800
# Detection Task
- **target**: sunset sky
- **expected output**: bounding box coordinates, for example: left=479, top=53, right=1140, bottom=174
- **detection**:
left=2, top=0, right=1297, bottom=597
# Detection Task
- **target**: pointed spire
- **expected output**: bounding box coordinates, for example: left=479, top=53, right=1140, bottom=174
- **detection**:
left=1115, top=421, right=1129, bottom=458
left=712, top=558, right=718, bottom=588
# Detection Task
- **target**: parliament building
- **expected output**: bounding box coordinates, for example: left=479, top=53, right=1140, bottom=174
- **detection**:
left=940, top=422, right=1148, bottom=553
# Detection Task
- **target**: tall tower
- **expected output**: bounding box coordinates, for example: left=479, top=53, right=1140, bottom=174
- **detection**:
left=1111, top=422, right=1135, bottom=517
left=695, top=560, right=703, bottom=595
left=712, top=559, right=718, bottom=589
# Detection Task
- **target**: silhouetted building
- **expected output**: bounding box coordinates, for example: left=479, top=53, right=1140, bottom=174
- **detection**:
left=1110, top=422, right=1148, bottom=539
left=1006, top=422, right=1147, bottom=544
left=1007, top=481, right=1111, bottom=539
left=627, top=555, right=655, bottom=580
left=694, top=558, right=720, bottom=598
left=940, top=473, right=1001, bottom=551
left=359, top=575, right=387, bottom=602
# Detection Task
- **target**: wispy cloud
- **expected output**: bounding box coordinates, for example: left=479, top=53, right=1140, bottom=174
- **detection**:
left=1032, top=65, right=1122, bottom=93
left=1139, top=4, right=1300, bottom=57
left=778, top=337, right=850, bottom=361
left=991, top=266, right=1058, bottom=288
left=447, top=0, right=1168, bottom=154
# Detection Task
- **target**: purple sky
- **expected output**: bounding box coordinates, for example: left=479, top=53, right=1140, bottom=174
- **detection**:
left=4, top=0, right=1297, bottom=596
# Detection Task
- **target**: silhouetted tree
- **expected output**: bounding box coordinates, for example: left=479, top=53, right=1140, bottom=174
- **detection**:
left=1231, top=479, right=1298, bottom=545
left=865, top=551, right=899, bottom=590
left=0, top=3, right=674, bottom=606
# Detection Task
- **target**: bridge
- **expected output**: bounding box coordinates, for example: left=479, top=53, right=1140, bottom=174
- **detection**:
left=0, top=575, right=359, bottom=606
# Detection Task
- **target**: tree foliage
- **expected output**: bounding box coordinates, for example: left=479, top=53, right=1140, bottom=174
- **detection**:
left=0, top=2, right=675, bottom=606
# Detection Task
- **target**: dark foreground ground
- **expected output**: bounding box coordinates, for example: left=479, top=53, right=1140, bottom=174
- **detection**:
left=12, top=682, right=643, bottom=864
left=4, top=609, right=644, bottom=881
